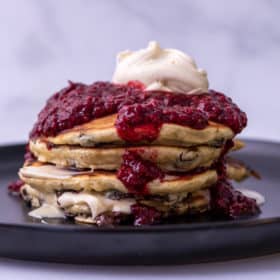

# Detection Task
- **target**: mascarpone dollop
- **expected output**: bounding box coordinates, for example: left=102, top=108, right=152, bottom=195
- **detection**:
left=112, top=41, right=209, bottom=94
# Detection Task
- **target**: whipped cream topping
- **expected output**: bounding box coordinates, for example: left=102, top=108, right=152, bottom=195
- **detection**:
left=112, top=41, right=209, bottom=94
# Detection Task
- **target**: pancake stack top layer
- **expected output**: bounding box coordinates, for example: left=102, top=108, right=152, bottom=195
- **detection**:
left=16, top=42, right=260, bottom=226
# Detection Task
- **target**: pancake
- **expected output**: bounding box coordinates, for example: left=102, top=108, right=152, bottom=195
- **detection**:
left=20, top=184, right=210, bottom=225
left=44, top=114, right=234, bottom=148
left=64, top=189, right=211, bottom=224
left=231, top=139, right=245, bottom=151
left=30, top=139, right=222, bottom=172
left=226, top=157, right=260, bottom=182
left=138, top=189, right=210, bottom=215
left=19, top=163, right=218, bottom=195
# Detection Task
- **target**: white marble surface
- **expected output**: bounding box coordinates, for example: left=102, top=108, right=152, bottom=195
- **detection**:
left=0, top=0, right=279, bottom=144
left=1, top=0, right=280, bottom=278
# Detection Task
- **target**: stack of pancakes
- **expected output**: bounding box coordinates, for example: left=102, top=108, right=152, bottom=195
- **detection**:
left=18, top=110, right=254, bottom=225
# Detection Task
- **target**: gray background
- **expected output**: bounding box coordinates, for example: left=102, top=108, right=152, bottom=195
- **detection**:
left=1, top=0, right=279, bottom=144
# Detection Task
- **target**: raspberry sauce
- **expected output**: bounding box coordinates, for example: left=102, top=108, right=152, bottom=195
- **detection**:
left=24, top=144, right=36, bottom=163
left=210, top=180, right=260, bottom=219
left=30, top=81, right=247, bottom=142
left=117, top=151, right=164, bottom=194
left=131, top=204, right=161, bottom=226
left=8, top=180, right=24, bottom=193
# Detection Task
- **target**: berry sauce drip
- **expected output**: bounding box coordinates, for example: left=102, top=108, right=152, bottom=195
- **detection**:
left=131, top=204, right=161, bottom=226
left=214, top=139, right=234, bottom=180
left=24, top=144, right=36, bottom=163
left=210, top=180, right=260, bottom=219
left=117, top=151, right=164, bottom=194
left=115, top=99, right=208, bottom=142
left=8, top=180, right=24, bottom=193
left=30, top=81, right=247, bottom=141
left=210, top=140, right=259, bottom=218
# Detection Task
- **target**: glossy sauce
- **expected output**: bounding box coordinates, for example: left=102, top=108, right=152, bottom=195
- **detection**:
left=30, top=81, right=247, bottom=141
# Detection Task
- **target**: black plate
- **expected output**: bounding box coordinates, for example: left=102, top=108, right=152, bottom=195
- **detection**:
left=0, top=140, right=279, bottom=265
